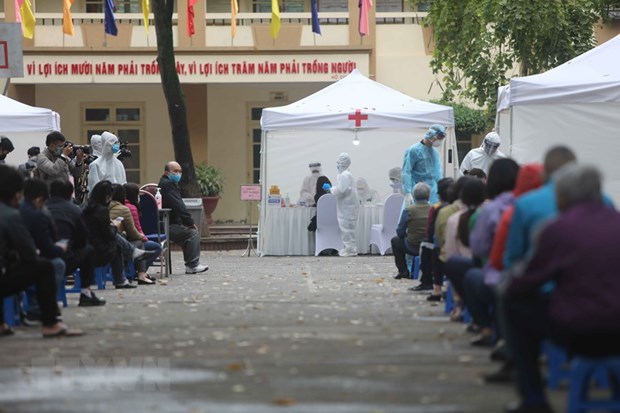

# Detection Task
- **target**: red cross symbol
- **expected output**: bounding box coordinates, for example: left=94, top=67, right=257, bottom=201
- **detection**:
left=348, top=109, right=368, bottom=127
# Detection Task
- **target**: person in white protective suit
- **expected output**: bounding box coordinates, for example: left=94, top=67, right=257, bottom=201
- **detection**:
left=356, top=177, right=380, bottom=205
left=401, top=124, right=446, bottom=206
left=459, top=131, right=506, bottom=176
left=91, top=134, right=103, bottom=158
left=87, top=131, right=127, bottom=193
left=325, top=153, right=359, bottom=257
left=388, top=166, right=402, bottom=193
left=298, top=162, right=322, bottom=206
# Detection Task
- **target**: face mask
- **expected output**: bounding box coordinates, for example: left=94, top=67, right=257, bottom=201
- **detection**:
left=432, top=139, right=443, bottom=148
left=54, top=146, right=64, bottom=156
left=312, top=170, right=320, bottom=175
left=112, top=143, right=120, bottom=154
left=169, top=173, right=182, bottom=184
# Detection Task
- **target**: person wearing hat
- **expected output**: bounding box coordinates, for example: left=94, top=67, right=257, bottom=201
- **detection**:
left=401, top=124, right=446, bottom=205
left=299, top=162, right=322, bottom=206
left=460, top=131, right=506, bottom=176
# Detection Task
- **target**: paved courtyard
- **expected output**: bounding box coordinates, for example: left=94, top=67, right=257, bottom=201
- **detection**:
left=0, top=251, right=568, bottom=413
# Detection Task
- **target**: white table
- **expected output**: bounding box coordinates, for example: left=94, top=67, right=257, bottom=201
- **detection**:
left=259, top=204, right=384, bottom=256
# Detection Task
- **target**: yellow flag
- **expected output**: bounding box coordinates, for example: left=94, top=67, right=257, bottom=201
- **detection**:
left=63, top=0, right=75, bottom=36
left=142, top=0, right=150, bottom=32
left=20, top=0, right=35, bottom=39
left=270, top=0, right=280, bottom=39
left=231, top=0, right=238, bottom=38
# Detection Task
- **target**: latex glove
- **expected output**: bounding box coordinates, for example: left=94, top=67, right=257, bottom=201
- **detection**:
left=322, top=183, right=332, bottom=191
left=405, top=193, right=413, bottom=206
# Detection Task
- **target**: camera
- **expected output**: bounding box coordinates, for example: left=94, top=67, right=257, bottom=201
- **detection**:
left=117, top=141, right=132, bottom=162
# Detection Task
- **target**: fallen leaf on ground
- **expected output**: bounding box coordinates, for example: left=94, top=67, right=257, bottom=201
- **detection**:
left=272, top=398, right=296, bottom=406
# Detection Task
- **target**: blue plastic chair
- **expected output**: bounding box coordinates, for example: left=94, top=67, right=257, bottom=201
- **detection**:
left=567, top=356, right=620, bottom=413
left=3, top=296, right=20, bottom=327
left=547, top=342, right=609, bottom=390
left=407, top=255, right=420, bottom=280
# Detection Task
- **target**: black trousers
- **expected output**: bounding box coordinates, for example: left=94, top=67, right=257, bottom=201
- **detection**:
left=390, top=236, right=417, bottom=275
left=418, top=245, right=433, bottom=286
left=65, top=245, right=96, bottom=289
left=0, top=258, right=59, bottom=327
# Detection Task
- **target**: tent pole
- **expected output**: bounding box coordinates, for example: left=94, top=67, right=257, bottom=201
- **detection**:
left=2, top=78, right=11, bottom=96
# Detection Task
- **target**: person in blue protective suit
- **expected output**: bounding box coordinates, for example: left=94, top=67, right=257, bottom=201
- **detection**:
left=401, top=124, right=446, bottom=205
left=323, top=153, right=359, bottom=257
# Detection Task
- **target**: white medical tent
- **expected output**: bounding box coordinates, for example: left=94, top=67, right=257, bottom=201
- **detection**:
left=495, top=34, right=620, bottom=202
left=259, top=69, right=457, bottom=252
left=0, top=94, right=61, bottom=167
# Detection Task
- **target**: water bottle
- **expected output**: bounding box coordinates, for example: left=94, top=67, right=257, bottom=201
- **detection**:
left=155, top=188, right=163, bottom=209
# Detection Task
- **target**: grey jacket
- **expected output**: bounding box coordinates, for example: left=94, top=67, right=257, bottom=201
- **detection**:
left=35, top=148, right=82, bottom=183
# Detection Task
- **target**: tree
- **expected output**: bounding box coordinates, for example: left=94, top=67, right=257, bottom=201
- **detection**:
left=152, top=0, right=201, bottom=197
left=424, top=0, right=618, bottom=108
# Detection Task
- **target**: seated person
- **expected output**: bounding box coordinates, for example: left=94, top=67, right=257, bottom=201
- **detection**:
left=0, top=164, right=82, bottom=337
left=391, top=182, right=431, bottom=279
left=307, top=176, right=332, bottom=232
left=20, top=179, right=68, bottom=323
left=299, top=162, right=322, bottom=206
left=159, top=161, right=209, bottom=274
left=83, top=180, right=153, bottom=289
left=388, top=166, right=402, bottom=193
left=356, top=177, right=380, bottom=205
left=47, top=179, right=106, bottom=306
left=504, top=164, right=620, bottom=413
left=109, top=183, right=161, bottom=285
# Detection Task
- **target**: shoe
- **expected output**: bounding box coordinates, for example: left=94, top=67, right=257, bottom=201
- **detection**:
left=465, top=324, right=481, bottom=334
left=470, top=334, right=494, bottom=347
left=185, top=264, right=209, bottom=274
left=78, top=292, right=107, bottom=307
left=42, top=327, right=84, bottom=338
left=426, top=294, right=442, bottom=302
left=411, top=283, right=433, bottom=291
left=114, top=281, right=137, bottom=289
left=132, top=248, right=157, bottom=261
left=138, top=278, right=155, bottom=285
left=0, top=324, right=14, bottom=336
left=394, top=273, right=410, bottom=280
left=504, top=401, right=554, bottom=413
left=21, top=312, right=42, bottom=327
left=338, top=251, right=358, bottom=257
left=484, top=362, right=516, bottom=384
left=491, top=343, right=509, bottom=362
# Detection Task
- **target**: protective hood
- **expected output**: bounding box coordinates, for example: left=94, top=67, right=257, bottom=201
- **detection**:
left=388, top=166, right=401, bottom=182
left=337, top=152, right=351, bottom=172
left=87, top=131, right=127, bottom=193
left=90, top=134, right=102, bottom=157
left=423, top=124, right=447, bottom=140
left=513, top=163, right=544, bottom=197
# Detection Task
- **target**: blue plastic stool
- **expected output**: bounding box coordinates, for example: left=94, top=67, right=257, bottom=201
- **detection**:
left=567, top=356, right=620, bottom=413
left=462, top=306, right=472, bottom=324
left=57, top=280, right=68, bottom=308
left=125, top=260, right=136, bottom=281
left=66, top=269, right=82, bottom=294
left=407, top=255, right=420, bottom=280
left=444, top=283, right=454, bottom=314
left=95, top=265, right=111, bottom=289
left=547, top=342, right=609, bottom=390
left=3, top=296, right=20, bottom=327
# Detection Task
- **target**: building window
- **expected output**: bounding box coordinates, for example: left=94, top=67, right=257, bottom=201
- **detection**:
left=83, top=103, right=144, bottom=184
left=253, top=0, right=304, bottom=12
left=86, top=0, right=144, bottom=13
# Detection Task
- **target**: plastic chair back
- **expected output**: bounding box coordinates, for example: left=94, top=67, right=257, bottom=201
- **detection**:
left=140, top=183, right=159, bottom=196
left=139, top=190, right=160, bottom=236
left=315, top=194, right=343, bottom=255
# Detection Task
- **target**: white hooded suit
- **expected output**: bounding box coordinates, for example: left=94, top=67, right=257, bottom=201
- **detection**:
left=330, top=153, right=359, bottom=256
left=88, top=131, right=127, bottom=192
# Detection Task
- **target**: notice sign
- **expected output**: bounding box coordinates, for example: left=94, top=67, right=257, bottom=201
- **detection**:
left=0, top=23, right=23, bottom=78
left=240, top=184, right=262, bottom=201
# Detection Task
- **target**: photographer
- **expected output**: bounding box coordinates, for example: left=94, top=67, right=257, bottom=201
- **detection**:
left=36, top=131, right=84, bottom=184
left=87, top=131, right=126, bottom=193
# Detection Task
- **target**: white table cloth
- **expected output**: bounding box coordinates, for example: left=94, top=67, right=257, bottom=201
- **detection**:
left=260, top=204, right=384, bottom=256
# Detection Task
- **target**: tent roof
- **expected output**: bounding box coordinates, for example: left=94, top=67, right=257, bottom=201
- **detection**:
left=0, top=94, right=60, bottom=133
left=261, top=69, right=454, bottom=130
left=509, top=34, right=620, bottom=106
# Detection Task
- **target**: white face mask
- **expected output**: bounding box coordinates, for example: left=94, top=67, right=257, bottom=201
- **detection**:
left=432, top=139, right=443, bottom=148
